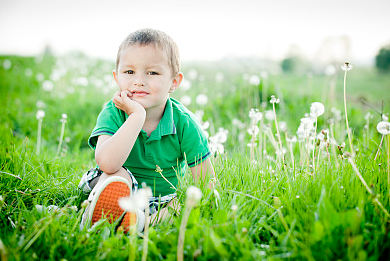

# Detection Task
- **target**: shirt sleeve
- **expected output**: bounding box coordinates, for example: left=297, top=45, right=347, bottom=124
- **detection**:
left=88, top=100, right=127, bottom=150
left=180, top=113, right=211, bottom=167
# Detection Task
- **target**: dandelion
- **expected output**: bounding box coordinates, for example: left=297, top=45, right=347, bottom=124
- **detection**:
left=342, top=61, right=354, bottom=155
left=270, top=95, right=279, bottom=104
left=180, top=95, right=191, bottom=106
left=180, top=78, right=191, bottom=90
left=249, top=75, right=260, bottom=85
left=375, top=121, right=390, bottom=188
left=325, top=64, right=336, bottom=76
left=36, top=110, right=45, bottom=155
left=195, top=94, right=208, bottom=105
left=187, top=69, right=198, bottom=80
left=56, top=114, right=67, bottom=157
left=178, top=186, right=202, bottom=261
left=25, top=68, right=33, bottom=77
left=310, top=102, right=325, bottom=117
left=249, top=108, right=263, bottom=124
left=42, top=80, right=54, bottom=92
left=215, top=72, right=224, bottom=82
left=265, top=110, right=275, bottom=121
left=209, top=128, right=228, bottom=155
left=231, top=204, right=238, bottom=212
left=270, top=95, right=284, bottom=166
left=383, top=114, right=389, bottom=122
left=36, top=73, right=44, bottom=82
left=2, top=59, right=11, bottom=70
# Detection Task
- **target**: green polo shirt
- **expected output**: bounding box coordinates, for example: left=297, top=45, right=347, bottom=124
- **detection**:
left=88, top=97, right=211, bottom=196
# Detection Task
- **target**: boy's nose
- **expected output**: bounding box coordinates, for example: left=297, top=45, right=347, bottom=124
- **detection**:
left=133, top=74, right=145, bottom=86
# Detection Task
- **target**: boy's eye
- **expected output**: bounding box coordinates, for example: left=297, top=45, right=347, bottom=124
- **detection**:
left=148, top=71, right=159, bottom=75
left=125, top=70, right=134, bottom=74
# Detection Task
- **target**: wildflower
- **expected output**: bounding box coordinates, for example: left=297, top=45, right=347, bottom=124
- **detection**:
left=231, top=204, right=238, bottom=211
left=180, top=95, right=191, bottom=106
left=60, top=113, right=67, bottom=123
left=3, top=59, right=12, bottom=70
left=36, top=110, right=45, bottom=120
left=278, top=121, right=287, bottom=132
left=249, top=108, right=263, bottom=124
left=247, top=125, right=259, bottom=136
left=209, top=128, right=228, bottom=155
left=296, top=195, right=300, bottom=199
left=265, top=110, right=275, bottom=121
left=36, top=100, right=46, bottom=109
left=325, top=64, right=336, bottom=76
left=215, top=72, right=224, bottom=82
left=195, top=94, right=208, bottom=105
left=310, top=102, right=325, bottom=117
left=383, top=114, right=389, bottom=122
left=249, top=75, right=260, bottom=85
left=42, top=80, right=54, bottom=92
left=119, top=187, right=153, bottom=212
left=341, top=61, right=353, bottom=71
left=178, top=186, right=202, bottom=261
left=270, top=95, right=279, bottom=104
left=180, top=79, right=191, bottom=90
left=364, top=112, right=373, bottom=121
left=232, top=118, right=246, bottom=129
left=286, top=136, right=297, bottom=143
left=187, top=69, right=198, bottom=80
left=36, top=73, right=44, bottom=82
left=377, top=121, right=390, bottom=135
left=25, top=68, right=33, bottom=77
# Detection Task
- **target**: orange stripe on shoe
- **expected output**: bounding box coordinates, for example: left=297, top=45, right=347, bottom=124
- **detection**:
left=91, top=181, right=131, bottom=226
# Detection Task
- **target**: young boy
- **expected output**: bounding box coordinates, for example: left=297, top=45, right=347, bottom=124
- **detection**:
left=79, top=28, right=215, bottom=232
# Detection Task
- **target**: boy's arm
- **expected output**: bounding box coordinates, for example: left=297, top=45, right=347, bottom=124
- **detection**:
left=95, top=90, right=145, bottom=174
left=190, top=157, right=216, bottom=189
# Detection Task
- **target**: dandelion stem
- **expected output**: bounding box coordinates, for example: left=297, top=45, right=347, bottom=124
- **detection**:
left=272, top=103, right=285, bottom=166
left=177, top=205, right=193, bottom=261
left=56, top=121, right=66, bottom=157
left=36, top=119, right=42, bottom=155
left=387, top=135, right=389, bottom=197
left=142, top=207, right=150, bottom=261
left=312, top=118, right=318, bottom=172
left=343, top=69, right=354, bottom=154
left=374, top=135, right=384, bottom=161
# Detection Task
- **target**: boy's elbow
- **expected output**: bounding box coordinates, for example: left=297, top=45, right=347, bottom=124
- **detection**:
left=95, top=153, right=121, bottom=174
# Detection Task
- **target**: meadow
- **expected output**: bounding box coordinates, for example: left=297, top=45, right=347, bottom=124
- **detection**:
left=0, top=52, right=390, bottom=260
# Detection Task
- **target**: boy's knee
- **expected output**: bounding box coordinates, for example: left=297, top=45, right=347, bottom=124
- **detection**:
left=99, top=167, right=133, bottom=187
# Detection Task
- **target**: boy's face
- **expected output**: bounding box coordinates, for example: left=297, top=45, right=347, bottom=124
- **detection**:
left=113, top=44, right=182, bottom=113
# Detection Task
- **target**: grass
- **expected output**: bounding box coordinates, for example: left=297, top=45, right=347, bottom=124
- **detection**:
left=0, top=53, right=390, bottom=260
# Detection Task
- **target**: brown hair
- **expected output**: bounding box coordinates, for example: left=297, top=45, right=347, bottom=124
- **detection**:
left=116, top=28, right=180, bottom=76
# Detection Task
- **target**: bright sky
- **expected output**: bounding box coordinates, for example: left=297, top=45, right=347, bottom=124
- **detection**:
left=0, top=0, right=389, bottom=63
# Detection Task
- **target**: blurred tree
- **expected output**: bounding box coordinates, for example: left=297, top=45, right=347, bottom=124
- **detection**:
left=375, top=44, right=390, bottom=72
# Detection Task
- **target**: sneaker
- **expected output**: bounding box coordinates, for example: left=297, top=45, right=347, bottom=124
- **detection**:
left=80, top=176, right=134, bottom=230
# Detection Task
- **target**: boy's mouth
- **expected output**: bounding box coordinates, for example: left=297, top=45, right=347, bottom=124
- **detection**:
left=131, top=90, right=149, bottom=97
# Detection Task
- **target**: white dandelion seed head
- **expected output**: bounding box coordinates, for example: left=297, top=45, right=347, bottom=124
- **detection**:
left=278, top=121, right=287, bottom=132
left=249, top=75, right=260, bottom=85
left=382, top=114, right=389, bottom=122
left=231, top=204, right=238, bottom=211
left=36, top=110, right=45, bottom=120
left=215, top=72, right=224, bottom=82
left=187, top=69, right=198, bottom=80
left=265, top=110, right=275, bottom=121
left=201, top=121, right=209, bottom=130
left=310, top=102, right=325, bottom=117
left=186, top=186, right=202, bottom=205
left=3, top=59, right=12, bottom=70
left=364, top=112, right=373, bottom=121
left=296, top=195, right=300, bottom=199
left=270, top=95, right=280, bottom=104
left=42, top=80, right=54, bottom=92
left=36, top=100, right=46, bottom=109
left=249, top=108, right=263, bottom=123
left=341, top=61, right=353, bottom=71
left=260, top=71, right=268, bottom=79
left=377, top=121, right=390, bottom=135
left=232, top=118, right=246, bottom=129
left=247, top=125, right=259, bottom=136
left=180, top=78, right=191, bottom=90
left=25, top=68, right=33, bottom=77
left=286, top=135, right=297, bottom=143
left=196, top=94, right=208, bottom=105
left=325, top=64, right=336, bottom=76
left=180, top=95, right=191, bottom=106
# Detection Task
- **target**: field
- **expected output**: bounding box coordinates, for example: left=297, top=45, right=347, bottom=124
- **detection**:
left=1, top=52, right=390, bottom=260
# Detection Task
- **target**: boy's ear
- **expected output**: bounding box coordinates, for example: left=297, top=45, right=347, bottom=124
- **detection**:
left=169, top=72, right=183, bottom=93
left=112, top=70, right=118, bottom=84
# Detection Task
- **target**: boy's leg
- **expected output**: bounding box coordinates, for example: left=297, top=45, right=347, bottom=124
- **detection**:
left=80, top=167, right=138, bottom=231
left=148, top=197, right=181, bottom=226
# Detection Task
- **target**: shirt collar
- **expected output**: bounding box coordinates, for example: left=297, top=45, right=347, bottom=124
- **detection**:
left=149, top=98, right=176, bottom=140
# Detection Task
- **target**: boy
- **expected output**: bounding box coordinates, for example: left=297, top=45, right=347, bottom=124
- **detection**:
left=79, top=28, right=215, bottom=232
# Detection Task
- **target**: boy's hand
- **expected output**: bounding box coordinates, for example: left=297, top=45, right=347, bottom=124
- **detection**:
left=113, top=90, right=145, bottom=115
